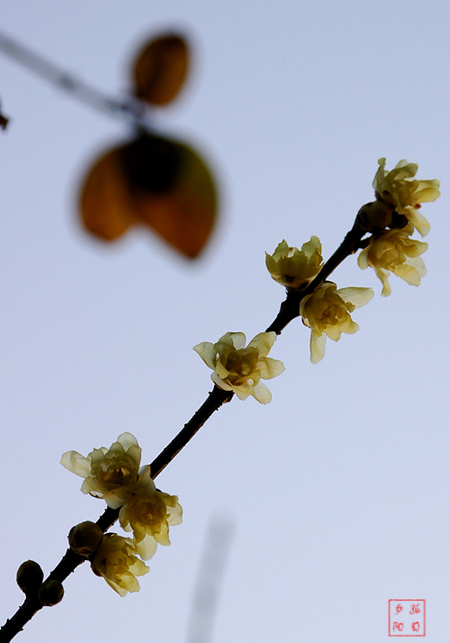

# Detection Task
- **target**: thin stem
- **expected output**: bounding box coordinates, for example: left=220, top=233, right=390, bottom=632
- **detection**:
left=150, top=386, right=234, bottom=478
left=0, top=30, right=152, bottom=130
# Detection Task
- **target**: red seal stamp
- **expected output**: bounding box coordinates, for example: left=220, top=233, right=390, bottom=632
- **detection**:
left=388, top=600, right=426, bottom=637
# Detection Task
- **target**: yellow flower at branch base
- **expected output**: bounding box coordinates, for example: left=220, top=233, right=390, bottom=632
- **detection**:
left=119, top=471, right=182, bottom=560
left=358, top=224, right=428, bottom=297
left=91, top=534, right=149, bottom=597
left=193, top=332, right=285, bottom=404
left=61, top=433, right=142, bottom=509
left=300, top=283, right=374, bottom=363
left=373, top=158, right=440, bottom=237
left=265, top=237, right=323, bottom=289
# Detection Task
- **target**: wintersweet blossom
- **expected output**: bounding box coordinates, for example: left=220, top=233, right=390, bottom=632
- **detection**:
left=265, top=237, right=323, bottom=289
left=61, top=433, right=142, bottom=509
left=358, top=224, right=428, bottom=297
left=373, top=158, right=440, bottom=237
left=91, top=534, right=149, bottom=597
left=300, top=283, right=374, bottom=363
left=119, top=470, right=182, bottom=560
left=193, top=331, right=285, bottom=404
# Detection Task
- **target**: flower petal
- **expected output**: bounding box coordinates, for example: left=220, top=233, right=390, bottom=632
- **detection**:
left=336, top=287, right=374, bottom=309
left=247, top=331, right=277, bottom=357
left=310, top=332, right=327, bottom=364
left=228, top=332, right=246, bottom=350
left=251, top=381, right=272, bottom=404
left=258, top=357, right=285, bottom=379
left=117, top=433, right=139, bottom=450
left=404, top=207, right=431, bottom=237
left=60, top=451, right=91, bottom=478
left=193, top=342, right=217, bottom=369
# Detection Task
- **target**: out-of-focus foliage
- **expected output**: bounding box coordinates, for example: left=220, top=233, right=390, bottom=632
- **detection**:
left=80, top=32, right=217, bottom=259
left=133, top=34, right=188, bottom=106
left=81, top=134, right=216, bottom=258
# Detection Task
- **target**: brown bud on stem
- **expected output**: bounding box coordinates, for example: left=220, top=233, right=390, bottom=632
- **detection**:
left=16, top=560, right=44, bottom=595
left=38, top=580, right=64, bottom=606
left=68, top=521, right=104, bottom=556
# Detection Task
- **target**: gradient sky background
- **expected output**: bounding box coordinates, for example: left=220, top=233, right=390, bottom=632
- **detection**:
left=1, top=1, right=450, bottom=641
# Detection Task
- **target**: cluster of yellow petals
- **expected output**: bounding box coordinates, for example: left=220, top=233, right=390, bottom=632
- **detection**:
left=91, top=534, right=149, bottom=597
left=265, top=237, right=323, bottom=289
left=193, top=331, right=285, bottom=403
left=358, top=224, right=428, bottom=296
left=372, top=158, right=440, bottom=237
left=300, top=283, right=374, bottom=363
left=61, top=433, right=182, bottom=595
left=61, top=432, right=142, bottom=509
left=118, top=472, right=182, bottom=560
left=356, top=159, right=439, bottom=295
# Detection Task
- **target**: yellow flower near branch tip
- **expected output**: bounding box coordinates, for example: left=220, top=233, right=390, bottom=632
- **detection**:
left=373, top=158, right=440, bottom=237
left=300, top=283, right=374, bottom=363
left=193, top=331, right=285, bottom=404
left=358, top=223, right=428, bottom=297
left=265, top=237, right=323, bottom=289
left=91, top=534, right=149, bottom=597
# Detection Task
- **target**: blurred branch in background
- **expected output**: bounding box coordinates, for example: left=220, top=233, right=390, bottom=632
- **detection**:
left=0, top=30, right=150, bottom=128
left=186, top=517, right=234, bottom=643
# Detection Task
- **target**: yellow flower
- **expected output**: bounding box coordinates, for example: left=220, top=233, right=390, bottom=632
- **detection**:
left=373, top=158, right=440, bottom=237
left=119, top=470, right=182, bottom=560
left=300, top=283, right=374, bottom=363
left=265, top=237, right=323, bottom=289
left=193, top=332, right=285, bottom=404
left=61, top=433, right=142, bottom=509
left=358, top=224, right=428, bottom=297
left=91, top=534, right=149, bottom=597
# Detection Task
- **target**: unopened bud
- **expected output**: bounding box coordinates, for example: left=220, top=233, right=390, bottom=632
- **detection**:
left=68, top=521, right=104, bottom=556
left=38, top=580, right=64, bottom=606
left=357, top=200, right=393, bottom=233
left=16, top=560, right=44, bottom=594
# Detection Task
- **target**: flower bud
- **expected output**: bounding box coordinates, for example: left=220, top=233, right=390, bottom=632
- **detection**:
left=16, top=560, right=44, bottom=594
left=38, top=580, right=64, bottom=606
left=357, top=201, right=393, bottom=233
left=68, top=521, right=104, bottom=556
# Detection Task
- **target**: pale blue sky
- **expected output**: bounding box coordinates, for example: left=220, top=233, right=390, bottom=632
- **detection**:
left=1, top=1, right=449, bottom=641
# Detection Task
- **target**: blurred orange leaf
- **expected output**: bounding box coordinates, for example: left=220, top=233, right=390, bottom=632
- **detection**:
left=133, top=34, right=189, bottom=106
left=80, top=133, right=217, bottom=258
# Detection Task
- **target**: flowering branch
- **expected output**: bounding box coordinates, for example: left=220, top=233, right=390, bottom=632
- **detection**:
left=0, top=158, right=440, bottom=641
